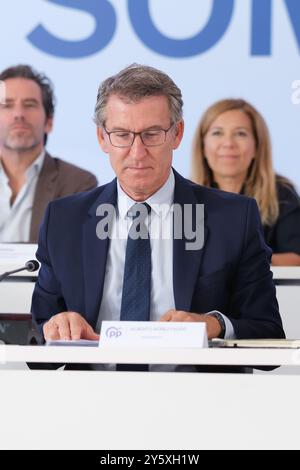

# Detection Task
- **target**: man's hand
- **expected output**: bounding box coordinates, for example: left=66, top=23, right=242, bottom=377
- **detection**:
left=43, top=311, right=100, bottom=341
left=159, top=309, right=222, bottom=339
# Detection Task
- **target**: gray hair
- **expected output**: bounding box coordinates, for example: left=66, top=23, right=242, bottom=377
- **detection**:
left=94, top=64, right=183, bottom=127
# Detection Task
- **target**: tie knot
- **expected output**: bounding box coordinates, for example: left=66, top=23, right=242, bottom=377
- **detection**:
left=127, top=202, right=151, bottom=221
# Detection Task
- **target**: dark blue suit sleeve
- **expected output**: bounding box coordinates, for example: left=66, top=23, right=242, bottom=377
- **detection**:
left=31, top=203, right=67, bottom=334
left=230, top=198, right=285, bottom=339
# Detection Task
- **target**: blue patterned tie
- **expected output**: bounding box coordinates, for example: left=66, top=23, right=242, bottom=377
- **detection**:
left=120, top=203, right=151, bottom=322
left=118, top=203, right=151, bottom=371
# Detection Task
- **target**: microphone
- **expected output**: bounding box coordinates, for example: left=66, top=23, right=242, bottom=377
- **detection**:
left=0, top=259, right=40, bottom=282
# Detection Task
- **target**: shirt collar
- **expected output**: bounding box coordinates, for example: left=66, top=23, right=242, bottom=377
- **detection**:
left=117, top=169, right=175, bottom=220
left=0, top=150, right=45, bottom=183
left=25, top=150, right=45, bottom=180
left=0, top=159, right=8, bottom=185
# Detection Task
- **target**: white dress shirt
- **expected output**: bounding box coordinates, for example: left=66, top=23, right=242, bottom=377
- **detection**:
left=0, top=151, right=45, bottom=242
left=96, top=170, right=176, bottom=331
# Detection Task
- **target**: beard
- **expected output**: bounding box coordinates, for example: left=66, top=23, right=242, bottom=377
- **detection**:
left=3, top=128, right=41, bottom=152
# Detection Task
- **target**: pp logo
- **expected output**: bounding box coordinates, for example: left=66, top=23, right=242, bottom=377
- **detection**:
left=106, top=327, right=122, bottom=339
left=0, top=80, right=6, bottom=105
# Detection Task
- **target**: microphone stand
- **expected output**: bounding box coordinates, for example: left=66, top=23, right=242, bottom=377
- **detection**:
left=0, top=260, right=40, bottom=282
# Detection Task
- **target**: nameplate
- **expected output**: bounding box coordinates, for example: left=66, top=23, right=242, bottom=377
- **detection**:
left=100, top=321, right=208, bottom=349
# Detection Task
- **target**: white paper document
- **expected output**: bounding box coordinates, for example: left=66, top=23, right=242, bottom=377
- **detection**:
left=46, top=339, right=99, bottom=347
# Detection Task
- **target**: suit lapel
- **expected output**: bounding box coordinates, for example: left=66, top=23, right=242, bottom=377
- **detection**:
left=82, top=179, right=117, bottom=328
left=173, top=171, right=208, bottom=311
left=30, top=153, right=57, bottom=242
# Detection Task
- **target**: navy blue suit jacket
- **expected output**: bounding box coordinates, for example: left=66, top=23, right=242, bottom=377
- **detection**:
left=31, top=170, right=284, bottom=341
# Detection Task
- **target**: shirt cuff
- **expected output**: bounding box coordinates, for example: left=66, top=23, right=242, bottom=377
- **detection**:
left=206, top=310, right=236, bottom=339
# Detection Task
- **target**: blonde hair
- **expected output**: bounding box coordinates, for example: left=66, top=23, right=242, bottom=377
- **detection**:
left=191, top=98, right=282, bottom=226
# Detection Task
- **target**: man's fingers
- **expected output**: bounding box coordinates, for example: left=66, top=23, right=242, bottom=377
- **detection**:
left=84, top=325, right=100, bottom=340
left=45, top=312, right=76, bottom=340
left=56, top=315, right=72, bottom=340
left=159, top=310, right=175, bottom=321
left=60, top=312, right=99, bottom=340
left=43, top=322, right=59, bottom=341
left=69, top=320, right=85, bottom=340
left=160, top=310, right=205, bottom=322
left=44, top=311, right=99, bottom=342
left=160, top=310, right=185, bottom=322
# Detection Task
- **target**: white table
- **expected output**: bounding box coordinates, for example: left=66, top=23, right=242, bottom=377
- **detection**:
left=0, top=369, right=300, bottom=449
left=2, top=345, right=300, bottom=367
left=1, top=347, right=300, bottom=449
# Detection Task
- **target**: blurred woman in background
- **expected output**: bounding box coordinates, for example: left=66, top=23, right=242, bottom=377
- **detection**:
left=191, top=98, right=300, bottom=265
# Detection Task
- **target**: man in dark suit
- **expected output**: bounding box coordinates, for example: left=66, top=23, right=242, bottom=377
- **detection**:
left=31, top=64, right=284, bottom=356
left=0, top=65, right=97, bottom=243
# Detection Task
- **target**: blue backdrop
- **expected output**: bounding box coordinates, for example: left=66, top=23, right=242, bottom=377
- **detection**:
left=1, top=0, right=299, bottom=187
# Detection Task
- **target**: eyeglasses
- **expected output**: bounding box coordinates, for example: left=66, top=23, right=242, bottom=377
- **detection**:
left=103, top=124, right=174, bottom=148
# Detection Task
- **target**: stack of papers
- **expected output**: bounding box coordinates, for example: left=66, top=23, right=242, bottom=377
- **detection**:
left=210, top=339, right=300, bottom=349
left=46, top=339, right=99, bottom=347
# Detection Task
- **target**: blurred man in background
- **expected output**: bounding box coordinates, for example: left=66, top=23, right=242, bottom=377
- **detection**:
left=0, top=65, right=97, bottom=242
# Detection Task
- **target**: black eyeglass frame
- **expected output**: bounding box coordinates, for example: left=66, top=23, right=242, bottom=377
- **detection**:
left=103, top=123, right=175, bottom=148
